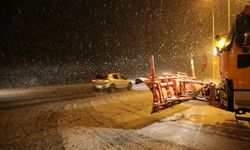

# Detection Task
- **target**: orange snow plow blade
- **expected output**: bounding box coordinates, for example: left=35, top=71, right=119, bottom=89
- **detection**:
left=136, top=55, right=215, bottom=113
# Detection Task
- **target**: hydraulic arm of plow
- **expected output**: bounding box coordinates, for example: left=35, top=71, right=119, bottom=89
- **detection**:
left=136, top=55, right=216, bottom=113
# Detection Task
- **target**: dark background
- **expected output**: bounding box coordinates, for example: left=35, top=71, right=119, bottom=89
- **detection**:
left=0, top=0, right=248, bottom=88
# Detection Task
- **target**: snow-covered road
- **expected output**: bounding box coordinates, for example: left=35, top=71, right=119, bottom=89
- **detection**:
left=0, top=86, right=249, bottom=150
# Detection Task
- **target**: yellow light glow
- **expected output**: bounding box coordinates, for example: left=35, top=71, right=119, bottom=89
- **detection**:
left=217, top=39, right=226, bottom=48
left=213, top=47, right=218, bottom=56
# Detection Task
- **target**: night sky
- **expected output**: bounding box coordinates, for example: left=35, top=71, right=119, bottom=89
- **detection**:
left=0, top=0, right=248, bottom=88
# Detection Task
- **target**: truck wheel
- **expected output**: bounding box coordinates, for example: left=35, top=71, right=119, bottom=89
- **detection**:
left=108, top=84, right=116, bottom=93
left=219, top=93, right=223, bottom=105
left=127, top=82, right=132, bottom=90
left=218, top=82, right=226, bottom=106
left=225, top=80, right=234, bottom=111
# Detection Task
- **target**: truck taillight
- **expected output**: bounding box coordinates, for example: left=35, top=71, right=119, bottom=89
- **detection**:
left=104, top=80, right=110, bottom=83
left=92, top=80, right=96, bottom=83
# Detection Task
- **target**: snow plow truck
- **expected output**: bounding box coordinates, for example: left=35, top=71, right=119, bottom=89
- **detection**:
left=216, top=5, right=250, bottom=114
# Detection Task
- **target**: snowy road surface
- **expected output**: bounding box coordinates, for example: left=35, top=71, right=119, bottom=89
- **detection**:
left=0, top=82, right=148, bottom=108
left=0, top=84, right=249, bottom=150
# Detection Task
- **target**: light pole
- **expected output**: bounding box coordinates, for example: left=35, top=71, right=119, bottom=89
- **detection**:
left=212, top=0, right=215, bottom=80
left=228, top=0, right=231, bottom=32
left=207, top=0, right=231, bottom=80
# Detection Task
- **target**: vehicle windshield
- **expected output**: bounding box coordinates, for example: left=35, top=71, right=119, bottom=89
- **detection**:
left=221, top=22, right=235, bottom=51
left=95, top=74, right=108, bottom=79
left=226, top=23, right=235, bottom=45
left=243, top=16, right=250, bottom=45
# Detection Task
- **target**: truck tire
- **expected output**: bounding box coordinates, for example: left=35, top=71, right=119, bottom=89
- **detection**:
left=218, top=80, right=234, bottom=111
left=217, top=82, right=225, bottom=105
left=225, top=80, right=234, bottom=111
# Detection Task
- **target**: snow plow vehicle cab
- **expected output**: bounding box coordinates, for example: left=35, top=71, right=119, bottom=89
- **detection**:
left=216, top=6, right=250, bottom=113
left=92, top=73, right=132, bottom=92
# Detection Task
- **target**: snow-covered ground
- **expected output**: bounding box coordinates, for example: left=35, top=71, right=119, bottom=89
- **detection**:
left=0, top=88, right=249, bottom=150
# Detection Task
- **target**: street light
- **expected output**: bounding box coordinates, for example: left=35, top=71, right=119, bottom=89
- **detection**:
left=228, top=0, right=231, bottom=32
left=212, top=0, right=215, bottom=80
left=203, top=0, right=216, bottom=79
left=210, top=0, right=231, bottom=80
